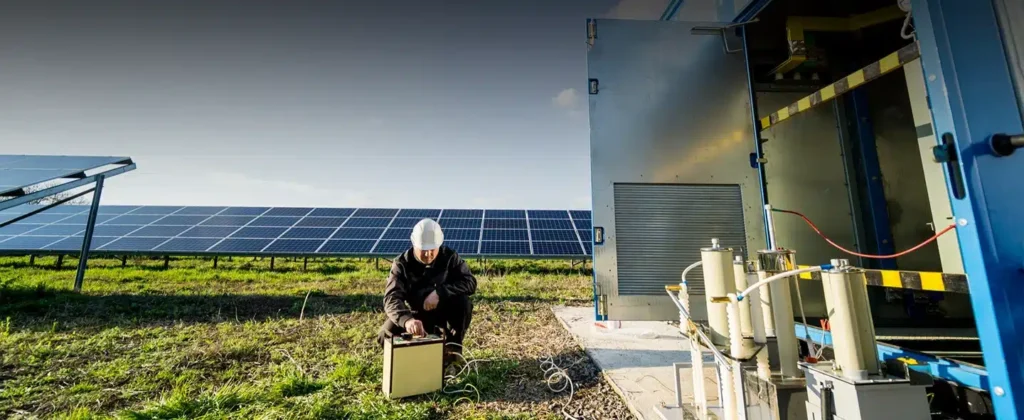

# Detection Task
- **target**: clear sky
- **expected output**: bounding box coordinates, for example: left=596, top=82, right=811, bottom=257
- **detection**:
left=0, top=0, right=669, bottom=210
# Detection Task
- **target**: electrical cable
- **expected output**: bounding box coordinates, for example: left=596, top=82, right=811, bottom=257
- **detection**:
left=540, top=355, right=581, bottom=420
left=737, top=266, right=828, bottom=300
left=772, top=208, right=956, bottom=260
left=441, top=342, right=492, bottom=403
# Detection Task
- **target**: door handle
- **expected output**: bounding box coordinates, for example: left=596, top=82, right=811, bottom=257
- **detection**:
left=991, top=133, right=1024, bottom=157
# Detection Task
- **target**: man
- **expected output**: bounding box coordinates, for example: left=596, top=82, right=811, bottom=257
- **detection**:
left=377, top=218, right=477, bottom=357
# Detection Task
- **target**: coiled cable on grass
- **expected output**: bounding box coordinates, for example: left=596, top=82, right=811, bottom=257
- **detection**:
left=539, top=355, right=580, bottom=420
left=441, top=342, right=491, bottom=404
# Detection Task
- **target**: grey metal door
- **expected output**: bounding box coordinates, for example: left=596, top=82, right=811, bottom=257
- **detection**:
left=588, top=19, right=765, bottom=321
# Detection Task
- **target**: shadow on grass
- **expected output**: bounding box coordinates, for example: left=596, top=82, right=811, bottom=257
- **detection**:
left=0, top=284, right=585, bottom=331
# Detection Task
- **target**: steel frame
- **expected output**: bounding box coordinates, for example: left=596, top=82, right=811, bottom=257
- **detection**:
left=910, top=0, right=1024, bottom=417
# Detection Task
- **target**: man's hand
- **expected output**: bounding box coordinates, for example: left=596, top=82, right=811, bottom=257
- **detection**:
left=423, top=290, right=440, bottom=311
left=404, top=319, right=425, bottom=337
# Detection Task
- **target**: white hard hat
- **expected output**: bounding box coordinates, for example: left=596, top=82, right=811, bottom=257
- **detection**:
left=410, top=218, right=444, bottom=250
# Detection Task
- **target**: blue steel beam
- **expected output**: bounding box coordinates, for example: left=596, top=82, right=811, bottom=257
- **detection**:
left=795, top=323, right=989, bottom=391
left=911, top=0, right=1024, bottom=417
left=848, top=89, right=897, bottom=269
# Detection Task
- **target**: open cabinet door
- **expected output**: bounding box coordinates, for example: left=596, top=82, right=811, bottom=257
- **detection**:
left=588, top=19, right=765, bottom=321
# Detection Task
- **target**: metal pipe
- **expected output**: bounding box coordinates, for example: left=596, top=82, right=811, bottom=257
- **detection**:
left=74, top=175, right=104, bottom=292
left=665, top=287, right=732, bottom=367
left=702, top=238, right=735, bottom=345
left=673, top=363, right=684, bottom=409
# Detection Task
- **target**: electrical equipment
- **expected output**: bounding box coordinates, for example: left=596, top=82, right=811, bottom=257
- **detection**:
left=801, top=260, right=931, bottom=419
left=382, top=333, right=444, bottom=399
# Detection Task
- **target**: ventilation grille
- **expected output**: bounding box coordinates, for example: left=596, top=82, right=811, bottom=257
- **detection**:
left=614, top=183, right=747, bottom=296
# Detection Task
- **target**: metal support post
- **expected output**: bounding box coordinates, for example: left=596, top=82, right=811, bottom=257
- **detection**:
left=742, top=27, right=772, bottom=247
left=74, top=175, right=104, bottom=292
left=911, top=1, right=1024, bottom=417
left=121, top=256, right=127, bottom=267
left=847, top=90, right=897, bottom=269
left=270, top=257, right=275, bottom=270
left=28, top=255, right=34, bottom=265
left=56, top=255, right=64, bottom=268
left=213, top=256, right=218, bottom=268
left=303, top=257, right=308, bottom=271
left=163, top=256, right=170, bottom=270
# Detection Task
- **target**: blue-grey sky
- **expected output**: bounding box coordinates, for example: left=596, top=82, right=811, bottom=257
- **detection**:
left=0, top=0, right=671, bottom=210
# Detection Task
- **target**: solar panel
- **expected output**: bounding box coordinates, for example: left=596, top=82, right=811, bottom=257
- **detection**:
left=295, top=217, right=347, bottom=228
left=220, top=207, right=270, bottom=216
left=230, top=227, right=288, bottom=239
left=439, top=218, right=481, bottom=229
left=397, top=209, right=441, bottom=218
left=383, top=228, right=412, bottom=240
left=100, top=237, right=168, bottom=251
left=573, top=219, right=592, bottom=230
left=129, top=206, right=183, bottom=215
left=266, top=207, right=314, bottom=217
left=0, top=236, right=64, bottom=249
left=318, top=239, right=376, bottom=254
left=481, top=241, right=530, bottom=255
left=151, top=215, right=211, bottom=226
left=250, top=217, right=301, bottom=227
left=0, top=155, right=133, bottom=199
left=211, top=238, right=273, bottom=253
left=531, top=229, right=579, bottom=241
left=443, top=229, right=481, bottom=241
left=527, top=210, right=570, bottom=219
left=390, top=217, right=426, bottom=228
left=485, top=209, right=526, bottom=219
left=265, top=239, right=324, bottom=254
left=442, top=209, right=484, bottom=218
left=446, top=240, right=479, bottom=255
left=179, top=226, right=239, bottom=238
left=533, top=241, right=585, bottom=256
left=173, top=206, right=227, bottom=215
left=282, top=227, right=335, bottom=239
left=200, top=216, right=256, bottom=226
left=155, top=238, right=219, bottom=252
left=530, top=219, right=574, bottom=230
left=332, top=228, right=385, bottom=240
left=484, top=219, right=527, bottom=229
left=373, top=240, right=411, bottom=255
left=308, top=208, right=355, bottom=217
left=570, top=210, right=592, bottom=220
left=483, top=229, right=528, bottom=241
left=105, top=215, right=164, bottom=225
left=128, top=225, right=190, bottom=237
left=0, top=205, right=596, bottom=259
left=353, top=208, right=398, bottom=218
left=343, top=218, right=391, bottom=228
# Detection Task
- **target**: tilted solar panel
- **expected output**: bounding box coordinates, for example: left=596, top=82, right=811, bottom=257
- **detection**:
left=0, top=205, right=595, bottom=259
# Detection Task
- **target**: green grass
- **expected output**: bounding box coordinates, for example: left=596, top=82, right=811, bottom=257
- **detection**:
left=0, top=256, right=604, bottom=419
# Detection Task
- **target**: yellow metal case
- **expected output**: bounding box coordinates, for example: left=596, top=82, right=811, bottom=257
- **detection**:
left=383, top=333, right=444, bottom=399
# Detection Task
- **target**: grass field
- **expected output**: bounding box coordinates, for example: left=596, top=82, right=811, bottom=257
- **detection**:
left=0, top=255, right=631, bottom=419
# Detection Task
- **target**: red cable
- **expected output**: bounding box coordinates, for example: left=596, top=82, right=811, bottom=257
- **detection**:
left=773, top=209, right=957, bottom=260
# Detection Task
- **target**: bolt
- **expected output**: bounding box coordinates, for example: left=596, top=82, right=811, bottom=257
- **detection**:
left=995, top=386, right=1005, bottom=396
left=958, top=218, right=969, bottom=226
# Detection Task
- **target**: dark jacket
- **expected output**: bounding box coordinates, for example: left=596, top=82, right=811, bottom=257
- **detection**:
left=383, top=246, right=477, bottom=328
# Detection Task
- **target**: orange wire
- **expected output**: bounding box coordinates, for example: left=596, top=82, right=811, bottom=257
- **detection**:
left=773, top=209, right=957, bottom=260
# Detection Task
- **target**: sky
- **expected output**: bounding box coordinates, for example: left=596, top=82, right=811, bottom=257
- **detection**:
left=0, top=0, right=673, bottom=210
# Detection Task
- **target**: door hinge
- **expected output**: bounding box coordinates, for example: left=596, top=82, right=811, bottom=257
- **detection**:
left=597, top=294, right=609, bottom=317
left=587, top=18, right=597, bottom=49
left=589, top=79, right=599, bottom=95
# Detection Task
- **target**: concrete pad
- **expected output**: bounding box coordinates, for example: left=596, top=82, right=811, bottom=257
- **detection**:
left=553, top=306, right=717, bottom=420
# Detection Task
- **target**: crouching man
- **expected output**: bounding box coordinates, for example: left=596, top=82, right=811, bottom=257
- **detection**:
left=377, top=219, right=477, bottom=359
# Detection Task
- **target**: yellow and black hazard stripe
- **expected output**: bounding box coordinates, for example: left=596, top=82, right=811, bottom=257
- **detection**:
left=796, top=265, right=969, bottom=294
left=759, top=42, right=921, bottom=131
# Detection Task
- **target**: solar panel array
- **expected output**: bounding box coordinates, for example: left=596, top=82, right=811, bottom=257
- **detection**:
left=0, top=205, right=593, bottom=258
left=0, top=155, right=134, bottom=198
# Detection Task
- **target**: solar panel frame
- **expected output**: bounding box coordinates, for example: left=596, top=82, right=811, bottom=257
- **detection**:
left=332, top=228, right=386, bottom=240
left=0, top=155, right=133, bottom=198
left=318, top=239, right=376, bottom=254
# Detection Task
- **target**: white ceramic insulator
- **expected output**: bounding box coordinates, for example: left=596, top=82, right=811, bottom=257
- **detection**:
left=769, top=273, right=801, bottom=378
left=733, top=262, right=753, bottom=336
left=721, top=367, right=737, bottom=420
left=823, top=270, right=877, bottom=380
left=701, top=249, right=735, bottom=346
left=727, top=295, right=743, bottom=359
left=755, top=271, right=776, bottom=336
left=748, top=286, right=767, bottom=344
left=756, top=349, right=771, bottom=381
